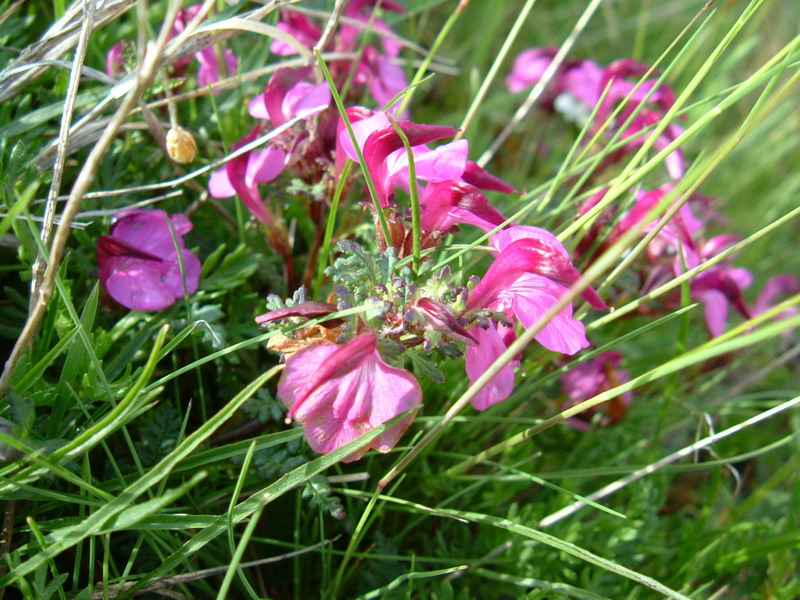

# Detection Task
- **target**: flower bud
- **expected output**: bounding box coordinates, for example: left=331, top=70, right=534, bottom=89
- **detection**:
left=166, top=126, right=197, bottom=164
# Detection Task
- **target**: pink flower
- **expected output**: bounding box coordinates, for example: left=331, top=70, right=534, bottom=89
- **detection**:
left=276, top=331, right=422, bottom=462
left=270, top=12, right=322, bottom=56
left=505, top=47, right=558, bottom=93
left=619, top=109, right=686, bottom=179
left=561, top=59, right=604, bottom=108
left=596, top=59, right=675, bottom=122
left=210, top=68, right=330, bottom=222
left=97, top=209, right=201, bottom=311
left=681, top=235, right=752, bottom=337
left=341, top=0, right=405, bottom=58
left=753, top=274, right=799, bottom=335
left=208, top=126, right=287, bottom=224
left=464, top=226, right=605, bottom=410
left=470, top=225, right=606, bottom=326
left=106, top=42, right=125, bottom=78
left=338, top=110, right=515, bottom=207
left=247, top=67, right=331, bottom=125
left=419, top=180, right=508, bottom=240
left=172, top=4, right=238, bottom=91
left=195, top=46, right=238, bottom=89
left=465, top=319, right=518, bottom=410
left=559, top=351, right=632, bottom=430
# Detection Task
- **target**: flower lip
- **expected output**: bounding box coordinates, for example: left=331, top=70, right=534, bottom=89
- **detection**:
left=290, top=332, right=378, bottom=418
left=255, top=301, right=340, bottom=326
left=469, top=238, right=606, bottom=312
left=412, top=297, right=477, bottom=346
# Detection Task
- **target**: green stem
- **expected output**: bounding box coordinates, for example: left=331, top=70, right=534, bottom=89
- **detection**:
left=315, top=49, right=394, bottom=250
left=314, top=161, right=353, bottom=298
left=387, top=115, right=421, bottom=272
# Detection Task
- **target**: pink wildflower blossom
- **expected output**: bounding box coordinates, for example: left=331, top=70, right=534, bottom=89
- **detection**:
left=753, top=275, right=800, bottom=335
left=105, top=42, right=125, bottom=78
left=210, top=68, right=330, bottom=222
left=465, top=226, right=605, bottom=410
left=681, top=235, right=752, bottom=337
left=276, top=330, right=422, bottom=462
left=338, top=109, right=515, bottom=208
left=247, top=67, right=331, bottom=125
left=559, top=351, right=632, bottom=430
left=505, top=47, right=558, bottom=93
left=172, top=4, right=238, bottom=90
left=270, top=12, right=322, bottom=56
left=465, top=320, right=518, bottom=410
left=96, top=209, right=201, bottom=311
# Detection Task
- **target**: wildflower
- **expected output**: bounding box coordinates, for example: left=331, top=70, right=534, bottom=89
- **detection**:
left=210, top=67, right=330, bottom=222
left=338, top=110, right=515, bottom=208
left=270, top=11, right=322, bottom=55
left=248, top=67, right=331, bottom=125
left=753, top=274, right=799, bottom=335
left=505, top=47, right=558, bottom=93
left=754, top=274, right=800, bottom=318
left=171, top=4, right=238, bottom=90
left=681, top=235, right=752, bottom=337
left=419, top=180, right=508, bottom=243
left=276, top=330, right=422, bottom=461
left=465, top=226, right=605, bottom=410
left=340, top=0, right=405, bottom=58
left=105, top=42, right=125, bottom=78
left=406, top=297, right=477, bottom=347
left=559, top=351, right=632, bottom=430
left=96, top=209, right=201, bottom=311
left=208, top=126, right=287, bottom=224
left=465, top=319, right=518, bottom=410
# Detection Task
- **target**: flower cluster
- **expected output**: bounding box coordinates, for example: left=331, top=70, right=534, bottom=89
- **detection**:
left=507, top=48, right=685, bottom=178
left=92, top=12, right=796, bottom=467
left=96, top=209, right=201, bottom=311
left=106, top=4, right=238, bottom=89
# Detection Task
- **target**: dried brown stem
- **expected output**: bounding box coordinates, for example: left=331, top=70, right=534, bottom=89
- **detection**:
left=0, top=0, right=184, bottom=398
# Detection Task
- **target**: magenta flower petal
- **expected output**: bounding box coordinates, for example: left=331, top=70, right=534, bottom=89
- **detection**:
left=504, top=274, right=590, bottom=355
left=286, top=81, right=332, bottom=119
left=209, top=167, right=236, bottom=198
left=420, top=180, right=508, bottom=235
left=226, top=127, right=273, bottom=224
left=561, top=59, right=604, bottom=108
left=362, top=121, right=459, bottom=206
left=490, top=225, right=568, bottom=255
left=461, top=161, right=518, bottom=194
left=97, top=209, right=201, bottom=311
left=366, top=52, right=409, bottom=115
left=387, top=140, right=469, bottom=187
left=255, top=301, right=339, bottom=326
left=262, top=67, right=330, bottom=126
left=247, top=146, right=287, bottom=186
left=277, top=332, right=422, bottom=461
left=754, top=274, right=800, bottom=317
left=264, top=67, right=310, bottom=126
left=106, top=42, right=124, bottom=78
left=560, top=351, right=632, bottom=430
left=270, top=13, right=321, bottom=56
left=699, top=288, right=729, bottom=338
left=505, top=47, right=556, bottom=93
left=411, top=298, right=477, bottom=346
left=248, top=94, right=269, bottom=119
left=465, top=320, right=518, bottom=410
left=471, top=236, right=605, bottom=311
left=105, top=259, right=183, bottom=311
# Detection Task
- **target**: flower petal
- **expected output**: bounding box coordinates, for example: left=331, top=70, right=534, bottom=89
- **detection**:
left=465, top=320, right=518, bottom=410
